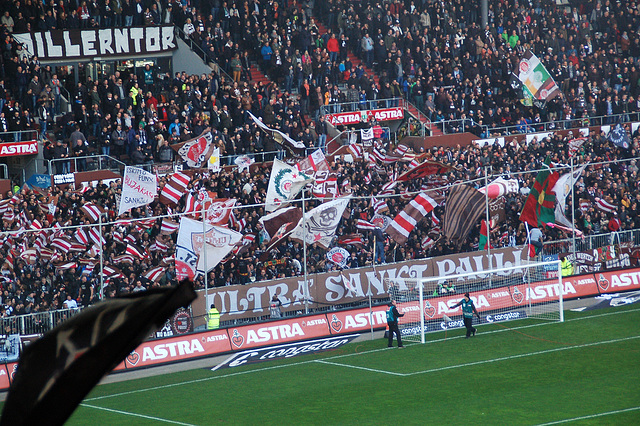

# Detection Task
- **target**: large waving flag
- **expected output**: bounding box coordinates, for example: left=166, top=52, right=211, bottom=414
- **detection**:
left=443, top=184, right=486, bottom=245
left=266, top=159, right=313, bottom=212
left=519, top=158, right=559, bottom=228
left=248, top=111, right=306, bottom=154
left=118, top=166, right=158, bottom=216
left=553, top=163, right=588, bottom=228
left=387, top=193, right=439, bottom=244
left=0, top=280, right=196, bottom=426
left=396, top=160, right=451, bottom=182
left=175, top=131, right=214, bottom=168
left=478, top=177, right=519, bottom=199
left=513, top=50, right=562, bottom=107
left=259, top=206, right=303, bottom=239
left=290, top=197, right=350, bottom=249
left=159, top=172, right=191, bottom=205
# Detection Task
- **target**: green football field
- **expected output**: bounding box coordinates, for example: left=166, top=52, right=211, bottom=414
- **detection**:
left=53, top=304, right=640, bottom=424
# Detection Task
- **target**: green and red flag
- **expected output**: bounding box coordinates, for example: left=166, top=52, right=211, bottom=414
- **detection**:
left=478, top=219, right=492, bottom=251
left=519, top=158, right=559, bottom=228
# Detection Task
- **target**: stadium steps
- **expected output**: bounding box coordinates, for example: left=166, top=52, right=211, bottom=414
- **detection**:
left=405, top=103, right=443, bottom=137
left=249, top=63, right=271, bottom=85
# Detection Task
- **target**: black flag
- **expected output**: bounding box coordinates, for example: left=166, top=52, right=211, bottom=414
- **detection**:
left=0, top=280, right=197, bottom=426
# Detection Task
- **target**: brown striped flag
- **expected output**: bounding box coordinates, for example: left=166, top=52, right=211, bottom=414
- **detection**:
left=161, top=218, right=180, bottom=234
left=443, top=184, right=486, bottom=246
left=387, top=193, right=440, bottom=244
left=80, top=203, right=104, bottom=223
left=159, top=172, right=191, bottom=205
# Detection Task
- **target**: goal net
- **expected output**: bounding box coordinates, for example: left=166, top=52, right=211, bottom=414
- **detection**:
left=384, top=260, right=563, bottom=343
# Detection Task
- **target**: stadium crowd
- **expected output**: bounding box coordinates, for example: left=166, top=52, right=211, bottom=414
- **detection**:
left=0, top=0, right=638, bottom=320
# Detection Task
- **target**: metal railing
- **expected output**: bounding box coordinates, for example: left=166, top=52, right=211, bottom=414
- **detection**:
left=49, top=154, right=128, bottom=175
left=0, top=130, right=39, bottom=143
left=0, top=306, right=84, bottom=336
left=432, top=117, right=490, bottom=136
left=542, top=229, right=640, bottom=256
left=482, top=112, right=640, bottom=137
left=174, top=26, right=234, bottom=84
left=319, top=98, right=402, bottom=116
left=399, top=98, right=430, bottom=136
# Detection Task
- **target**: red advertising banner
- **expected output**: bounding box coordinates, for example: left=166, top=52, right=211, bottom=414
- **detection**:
left=0, top=141, right=39, bottom=157
left=0, top=363, right=11, bottom=389
left=228, top=315, right=330, bottom=350
left=123, top=329, right=231, bottom=369
left=397, top=274, right=599, bottom=324
left=594, top=268, right=640, bottom=294
left=326, top=306, right=389, bottom=334
left=325, top=107, right=404, bottom=126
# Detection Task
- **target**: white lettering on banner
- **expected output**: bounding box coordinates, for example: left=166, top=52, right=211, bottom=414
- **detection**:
left=611, top=271, right=640, bottom=287
left=98, top=29, right=114, bottom=54
left=205, top=334, right=228, bottom=342
left=0, top=142, right=38, bottom=156
left=441, top=295, right=489, bottom=314
left=525, top=283, right=576, bottom=300
left=246, top=323, right=305, bottom=344
left=141, top=339, right=205, bottom=361
left=13, top=27, right=176, bottom=61
left=373, top=108, right=403, bottom=121
left=304, top=319, right=327, bottom=326
left=435, top=248, right=524, bottom=281
left=344, top=311, right=386, bottom=329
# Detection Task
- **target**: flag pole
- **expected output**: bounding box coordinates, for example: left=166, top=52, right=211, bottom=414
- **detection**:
left=370, top=233, right=376, bottom=340
left=203, top=198, right=208, bottom=319
left=484, top=166, right=492, bottom=286
left=302, top=188, right=309, bottom=315
left=99, top=212, right=104, bottom=300
left=570, top=156, right=576, bottom=261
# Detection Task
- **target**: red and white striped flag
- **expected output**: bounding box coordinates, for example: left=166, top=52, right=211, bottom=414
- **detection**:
left=126, top=243, right=147, bottom=259
left=387, top=193, right=439, bottom=244
left=421, top=235, right=435, bottom=249
left=113, top=254, right=135, bottom=264
left=144, top=266, right=166, bottom=282
left=595, top=197, right=616, bottom=213
left=51, top=237, right=72, bottom=252
left=364, top=172, right=372, bottom=184
left=347, top=143, right=363, bottom=160
left=356, top=219, right=376, bottom=230
left=338, top=233, right=364, bottom=246
left=160, top=172, right=191, bottom=205
left=161, top=218, right=180, bottom=234
left=74, top=228, right=89, bottom=245
left=54, top=261, right=78, bottom=271
left=371, top=197, right=388, bottom=214
left=124, top=233, right=137, bottom=244
left=88, top=227, right=106, bottom=246
left=579, top=199, right=590, bottom=212
left=81, top=203, right=104, bottom=223
left=372, top=146, right=385, bottom=163
left=30, top=219, right=42, bottom=231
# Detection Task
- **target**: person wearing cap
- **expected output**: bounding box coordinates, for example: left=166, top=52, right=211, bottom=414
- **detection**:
left=450, top=293, right=481, bottom=338
left=386, top=300, right=405, bottom=348
left=207, top=303, right=220, bottom=329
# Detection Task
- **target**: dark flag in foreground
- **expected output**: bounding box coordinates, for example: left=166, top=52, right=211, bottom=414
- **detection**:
left=0, top=280, right=197, bottom=426
left=443, top=184, right=486, bottom=246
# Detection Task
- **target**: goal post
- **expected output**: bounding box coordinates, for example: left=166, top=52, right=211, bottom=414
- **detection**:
left=384, top=260, right=563, bottom=343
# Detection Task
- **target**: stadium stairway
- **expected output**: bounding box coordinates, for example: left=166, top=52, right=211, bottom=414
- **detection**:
left=249, top=62, right=271, bottom=85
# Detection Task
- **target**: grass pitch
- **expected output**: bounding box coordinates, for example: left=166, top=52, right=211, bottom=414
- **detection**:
left=41, top=304, right=640, bottom=424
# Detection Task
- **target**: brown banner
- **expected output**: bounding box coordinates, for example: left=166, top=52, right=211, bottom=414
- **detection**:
left=196, top=246, right=530, bottom=321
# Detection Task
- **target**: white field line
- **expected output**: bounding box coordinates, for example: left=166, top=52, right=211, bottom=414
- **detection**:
left=314, top=359, right=405, bottom=376
left=85, top=307, right=640, bottom=402
left=403, top=335, right=640, bottom=376
left=534, top=406, right=640, bottom=425
left=80, top=403, right=198, bottom=426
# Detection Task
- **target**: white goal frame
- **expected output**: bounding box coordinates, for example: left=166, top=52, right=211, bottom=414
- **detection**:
left=385, top=260, right=563, bottom=344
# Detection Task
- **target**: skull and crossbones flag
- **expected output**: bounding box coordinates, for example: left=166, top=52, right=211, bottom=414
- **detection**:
left=290, top=197, right=351, bottom=249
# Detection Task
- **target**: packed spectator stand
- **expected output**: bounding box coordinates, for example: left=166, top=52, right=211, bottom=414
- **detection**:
left=0, top=0, right=638, bottom=330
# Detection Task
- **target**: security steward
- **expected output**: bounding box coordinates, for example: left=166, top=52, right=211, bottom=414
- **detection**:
left=560, top=254, right=573, bottom=277
left=387, top=300, right=405, bottom=348
left=207, top=303, right=220, bottom=330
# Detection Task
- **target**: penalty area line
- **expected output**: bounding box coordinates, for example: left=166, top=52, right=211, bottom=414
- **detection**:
left=314, top=359, right=405, bottom=376
left=80, top=403, right=198, bottom=426
left=405, top=335, right=640, bottom=376
left=534, top=405, right=640, bottom=425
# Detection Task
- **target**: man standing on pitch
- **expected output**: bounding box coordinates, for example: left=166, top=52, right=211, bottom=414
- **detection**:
left=451, top=292, right=481, bottom=338
left=387, top=300, right=405, bottom=348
